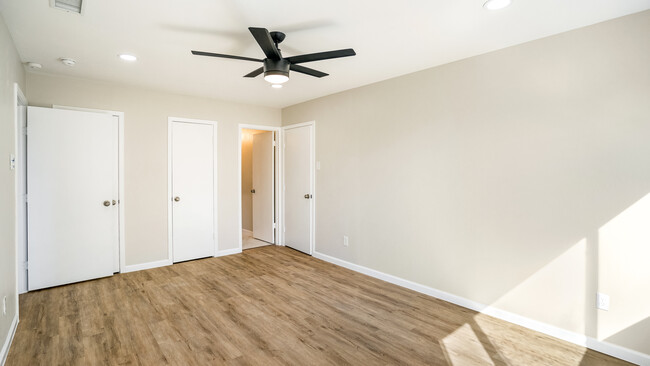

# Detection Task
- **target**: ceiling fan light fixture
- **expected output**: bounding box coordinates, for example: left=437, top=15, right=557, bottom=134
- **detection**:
left=483, top=0, right=512, bottom=10
left=264, top=71, right=289, bottom=84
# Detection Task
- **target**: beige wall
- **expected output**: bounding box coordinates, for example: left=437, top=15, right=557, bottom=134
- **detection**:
left=283, top=11, right=650, bottom=356
left=241, top=130, right=254, bottom=231
left=0, top=13, right=25, bottom=359
left=26, top=73, right=281, bottom=265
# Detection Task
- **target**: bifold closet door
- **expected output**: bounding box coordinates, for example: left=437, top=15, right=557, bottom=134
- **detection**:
left=27, top=106, right=118, bottom=291
left=171, top=121, right=215, bottom=262
left=283, top=124, right=313, bottom=254
left=252, top=131, right=275, bottom=243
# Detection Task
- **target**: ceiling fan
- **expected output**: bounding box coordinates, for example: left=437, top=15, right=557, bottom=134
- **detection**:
left=191, top=27, right=356, bottom=85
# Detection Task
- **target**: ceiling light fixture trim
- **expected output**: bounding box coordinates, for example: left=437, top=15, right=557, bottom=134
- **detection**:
left=60, top=58, right=76, bottom=66
left=483, top=0, right=512, bottom=10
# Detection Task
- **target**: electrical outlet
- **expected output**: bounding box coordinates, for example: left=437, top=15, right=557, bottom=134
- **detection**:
left=343, top=235, right=349, bottom=247
left=2, top=296, right=6, bottom=316
left=597, top=292, right=610, bottom=311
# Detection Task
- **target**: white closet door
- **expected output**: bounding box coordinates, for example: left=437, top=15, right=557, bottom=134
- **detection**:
left=171, top=121, right=215, bottom=262
left=283, top=125, right=313, bottom=254
left=252, top=131, right=275, bottom=243
left=27, top=107, right=118, bottom=291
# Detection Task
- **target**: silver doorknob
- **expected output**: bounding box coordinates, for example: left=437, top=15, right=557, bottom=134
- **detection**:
left=304, top=194, right=312, bottom=199
left=103, top=200, right=111, bottom=207
left=174, top=196, right=180, bottom=202
left=112, top=200, right=117, bottom=205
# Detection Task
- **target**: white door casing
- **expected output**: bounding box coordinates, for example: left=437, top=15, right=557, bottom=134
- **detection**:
left=14, top=84, right=27, bottom=294
left=283, top=123, right=314, bottom=254
left=170, top=120, right=215, bottom=262
left=252, top=131, right=275, bottom=243
left=27, top=106, right=118, bottom=290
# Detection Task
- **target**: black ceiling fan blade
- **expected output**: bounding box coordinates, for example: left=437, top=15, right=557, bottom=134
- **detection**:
left=286, top=48, right=356, bottom=64
left=191, top=50, right=262, bottom=63
left=290, top=64, right=329, bottom=78
left=244, top=67, right=264, bottom=78
left=248, top=27, right=282, bottom=60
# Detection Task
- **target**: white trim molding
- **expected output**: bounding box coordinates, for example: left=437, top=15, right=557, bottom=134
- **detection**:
left=14, top=83, right=27, bottom=300
left=313, top=251, right=650, bottom=366
left=216, top=248, right=242, bottom=257
left=122, top=259, right=172, bottom=273
left=0, top=313, right=18, bottom=366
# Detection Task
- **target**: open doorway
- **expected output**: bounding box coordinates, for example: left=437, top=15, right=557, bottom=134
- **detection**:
left=240, top=127, right=279, bottom=250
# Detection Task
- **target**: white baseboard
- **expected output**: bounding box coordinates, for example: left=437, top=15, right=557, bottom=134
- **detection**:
left=242, top=229, right=253, bottom=235
left=122, top=259, right=172, bottom=273
left=0, top=313, right=18, bottom=366
left=216, top=248, right=242, bottom=257
left=313, top=251, right=650, bottom=366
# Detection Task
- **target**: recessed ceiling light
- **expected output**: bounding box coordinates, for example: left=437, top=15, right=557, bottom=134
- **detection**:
left=483, top=0, right=512, bottom=10
left=119, top=54, right=137, bottom=62
left=271, top=84, right=283, bottom=89
left=26, top=62, right=42, bottom=70
left=60, top=58, right=76, bottom=66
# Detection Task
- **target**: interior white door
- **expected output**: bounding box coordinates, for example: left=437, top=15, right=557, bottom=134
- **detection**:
left=252, top=131, right=275, bottom=243
left=283, top=125, right=313, bottom=254
left=27, top=107, right=118, bottom=291
left=171, top=121, right=215, bottom=262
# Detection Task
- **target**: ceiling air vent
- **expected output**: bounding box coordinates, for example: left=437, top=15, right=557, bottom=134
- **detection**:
left=50, top=0, right=83, bottom=14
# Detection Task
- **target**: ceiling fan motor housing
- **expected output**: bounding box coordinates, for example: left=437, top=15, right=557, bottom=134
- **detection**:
left=263, top=58, right=290, bottom=78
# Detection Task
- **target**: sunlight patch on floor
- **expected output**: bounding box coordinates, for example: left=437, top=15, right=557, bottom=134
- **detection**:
left=440, top=323, right=495, bottom=366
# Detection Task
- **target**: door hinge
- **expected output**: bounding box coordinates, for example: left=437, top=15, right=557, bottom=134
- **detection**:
left=24, top=261, right=28, bottom=270
left=24, top=194, right=28, bottom=203
left=273, top=223, right=276, bottom=229
left=23, top=127, right=28, bottom=136
left=273, top=141, right=276, bottom=147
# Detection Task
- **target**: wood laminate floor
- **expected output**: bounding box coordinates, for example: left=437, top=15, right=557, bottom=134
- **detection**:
left=7, top=246, right=632, bottom=365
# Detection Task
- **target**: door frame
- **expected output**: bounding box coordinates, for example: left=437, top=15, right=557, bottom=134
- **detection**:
left=238, top=124, right=282, bottom=252
left=14, top=84, right=27, bottom=299
left=168, top=117, right=219, bottom=261
left=53, top=105, right=126, bottom=274
left=281, top=121, right=316, bottom=254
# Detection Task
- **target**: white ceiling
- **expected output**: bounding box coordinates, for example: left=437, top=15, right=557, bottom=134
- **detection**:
left=1, top=0, right=649, bottom=108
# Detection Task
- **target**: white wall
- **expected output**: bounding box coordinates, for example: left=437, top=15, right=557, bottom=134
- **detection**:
left=26, top=73, right=281, bottom=266
left=283, top=11, right=650, bottom=357
left=0, top=13, right=25, bottom=362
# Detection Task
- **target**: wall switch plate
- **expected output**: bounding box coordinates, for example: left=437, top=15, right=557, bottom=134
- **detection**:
left=2, top=296, right=6, bottom=316
left=10, top=154, right=16, bottom=170
left=343, top=235, right=349, bottom=247
left=316, top=161, right=321, bottom=170
left=597, top=292, right=610, bottom=311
